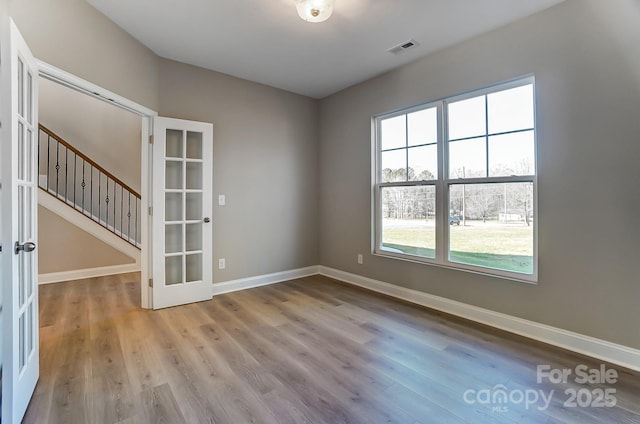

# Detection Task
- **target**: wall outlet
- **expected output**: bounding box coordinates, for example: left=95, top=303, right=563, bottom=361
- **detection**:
left=218, top=258, right=226, bottom=269
left=218, top=195, right=226, bottom=206
left=357, top=254, right=363, bottom=265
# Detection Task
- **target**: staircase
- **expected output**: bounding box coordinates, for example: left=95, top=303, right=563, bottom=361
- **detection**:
left=37, top=124, right=141, bottom=249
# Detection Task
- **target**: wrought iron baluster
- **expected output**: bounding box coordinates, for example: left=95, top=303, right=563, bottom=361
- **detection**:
left=98, top=170, right=101, bottom=224
left=64, top=147, right=68, bottom=202
left=46, top=134, right=50, bottom=192
left=135, top=197, right=138, bottom=246
left=113, top=181, right=117, bottom=234
left=73, top=153, right=77, bottom=209
left=81, top=159, right=86, bottom=213
left=120, top=185, right=124, bottom=237
left=105, top=177, right=110, bottom=229
left=127, top=193, right=131, bottom=242
left=55, top=141, right=60, bottom=196
left=90, top=165, right=94, bottom=218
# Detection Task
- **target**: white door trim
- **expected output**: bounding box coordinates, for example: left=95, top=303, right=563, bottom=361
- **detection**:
left=35, top=60, right=158, bottom=308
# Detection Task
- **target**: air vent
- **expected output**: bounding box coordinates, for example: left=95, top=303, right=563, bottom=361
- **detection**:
left=387, top=39, right=419, bottom=55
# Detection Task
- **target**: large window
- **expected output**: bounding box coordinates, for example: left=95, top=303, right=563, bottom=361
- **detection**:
left=374, top=77, right=537, bottom=281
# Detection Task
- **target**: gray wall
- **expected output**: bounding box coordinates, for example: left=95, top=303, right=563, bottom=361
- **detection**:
left=9, top=0, right=320, bottom=283
left=9, top=0, right=159, bottom=110
left=159, top=59, right=319, bottom=283
left=38, top=205, right=134, bottom=274
left=318, top=0, right=640, bottom=349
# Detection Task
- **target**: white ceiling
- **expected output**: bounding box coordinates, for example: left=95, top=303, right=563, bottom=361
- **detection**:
left=87, top=0, right=565, bottom=99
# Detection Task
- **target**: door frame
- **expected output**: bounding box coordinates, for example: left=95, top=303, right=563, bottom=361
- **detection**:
left=36, top=60, right=157, bottom=308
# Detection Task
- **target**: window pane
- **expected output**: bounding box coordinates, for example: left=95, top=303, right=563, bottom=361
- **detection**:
left=381, top=186, right=436, bottom=259
left=408, top=107, right=437, bottom=146
left=408, top=145, right=437, bottom=181
left=449, top=183, right=533, bottom=274
left=448, top=95, right=486, bottom=140
left=448, top=137, right=486, bottom=178
left=381, top=149, right=406, bottom=182
left=488, top=84, right=534, bottom=134
left=381, top=115, right=406, bottom=150
left=488, top=131, right=535, bottom=177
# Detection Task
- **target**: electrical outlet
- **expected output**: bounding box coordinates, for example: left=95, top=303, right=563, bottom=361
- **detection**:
left=357, top=254, right=363, bottom=265
left=218, top=195, right=226, bottom=206
left=218, top=258, right=226, bottom=269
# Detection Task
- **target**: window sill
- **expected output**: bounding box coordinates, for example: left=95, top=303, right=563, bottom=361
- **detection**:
left=373, top=249, right=538, bottom=285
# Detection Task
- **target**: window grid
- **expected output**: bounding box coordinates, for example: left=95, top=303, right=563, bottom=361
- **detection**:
left=374, top=76, right=537, bottom=282
left=380, top=107, right=439, bottom=183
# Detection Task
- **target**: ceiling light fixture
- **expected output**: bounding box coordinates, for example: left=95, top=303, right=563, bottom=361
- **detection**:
left=295, top=0, right=336, bottom=23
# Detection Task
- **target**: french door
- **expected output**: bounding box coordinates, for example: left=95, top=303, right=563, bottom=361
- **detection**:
left=151, top=117, right=213, bottom=309
left=1, top=18, right=40, bottom=423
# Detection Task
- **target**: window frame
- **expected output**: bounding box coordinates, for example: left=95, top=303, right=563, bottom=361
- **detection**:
left=372, top=75, right=538, bottom=283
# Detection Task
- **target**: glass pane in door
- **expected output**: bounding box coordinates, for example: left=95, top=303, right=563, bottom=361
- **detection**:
left=165, top=161, right=183, bottom=190
left=165, top=224, right=183, bottom=254
left=165, top=192, right=183, bottom=221
left=185, top=223, right=202, bottom=251
left=186, top=162, right=202, bottom=189
left=186, top=193, right=202, bottom=221
left=165, top=255, right=183, bottom=286
left=166, top=130, right=183, bottom=158
left=186, top=254, right=203, bottom=282
left=186, top=131, right=203, bottom=159
left=19, top=315, right=25, bottom=370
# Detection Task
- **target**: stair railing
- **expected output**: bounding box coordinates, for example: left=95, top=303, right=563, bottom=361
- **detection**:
left=38, top=124, right=141, bottom=248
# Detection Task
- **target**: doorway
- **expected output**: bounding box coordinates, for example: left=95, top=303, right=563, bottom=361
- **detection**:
left=37, top=76, right=143, bottom=282
left=37, top=61, right=156, bottom=308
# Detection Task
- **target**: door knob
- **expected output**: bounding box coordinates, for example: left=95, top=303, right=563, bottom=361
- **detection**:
left=15, top=241, right=36, bottom=254
left=203, top=217, right=211, bottom=223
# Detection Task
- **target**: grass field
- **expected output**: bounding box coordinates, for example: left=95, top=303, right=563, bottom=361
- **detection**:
left=382, top=219, right=533, bottom=274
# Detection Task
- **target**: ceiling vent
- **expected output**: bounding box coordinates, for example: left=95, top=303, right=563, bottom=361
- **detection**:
left=387, top=39, right=419, bottom=55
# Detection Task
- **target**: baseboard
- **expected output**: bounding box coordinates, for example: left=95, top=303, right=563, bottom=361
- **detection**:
left=318, top=266, right=640, bottom=372
left=38, top=263, right=141, bottom=285
left=212, top=266, right=319, bottom=296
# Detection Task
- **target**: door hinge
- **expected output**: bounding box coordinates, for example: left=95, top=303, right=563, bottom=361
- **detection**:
left=148, top=206, right=153, bottom=216
left=149, top=278, right=153, bottom=287
left=149, top=135, right=154, bottom=144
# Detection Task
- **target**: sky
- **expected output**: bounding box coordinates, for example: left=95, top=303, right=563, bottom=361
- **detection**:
left=381, top=84, right=535, bottom=180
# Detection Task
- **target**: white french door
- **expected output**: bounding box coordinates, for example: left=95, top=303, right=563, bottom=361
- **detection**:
left=151, top=117, right=213, bottom=309
left=1, top=18, right=40, bottom=423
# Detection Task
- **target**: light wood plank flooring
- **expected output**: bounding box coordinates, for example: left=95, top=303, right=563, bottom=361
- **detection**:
left=24, top=273, right=640, bottom=423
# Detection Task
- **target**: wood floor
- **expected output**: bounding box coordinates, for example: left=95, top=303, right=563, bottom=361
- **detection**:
left=24, top=273, right=640, bottom=424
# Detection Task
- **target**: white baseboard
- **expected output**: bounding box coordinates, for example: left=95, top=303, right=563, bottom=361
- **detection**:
left=38, top=263, right=141, bottom=285
left=318, top=266, right=640, bottom=372
left=212, top=266, right=319, bottom=296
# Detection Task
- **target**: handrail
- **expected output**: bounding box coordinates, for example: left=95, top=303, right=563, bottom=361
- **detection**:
left=38, top=124, right=141, bottom=248
left=39, top=124, right=140, bottom=199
